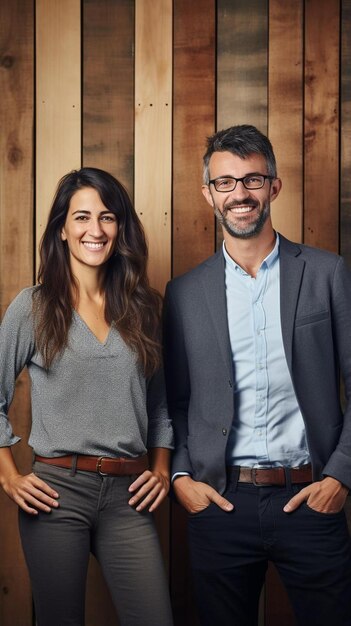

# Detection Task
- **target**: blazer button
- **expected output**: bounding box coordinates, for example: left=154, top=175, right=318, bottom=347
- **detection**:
left=229, top=380, right=233, bottom=388
left=222, top=428, right=227, bottom=436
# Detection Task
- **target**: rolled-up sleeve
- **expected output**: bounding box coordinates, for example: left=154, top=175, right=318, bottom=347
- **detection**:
left=146, top=367, right=174, bottom=449
left=0, top=288, right=35, bottom=447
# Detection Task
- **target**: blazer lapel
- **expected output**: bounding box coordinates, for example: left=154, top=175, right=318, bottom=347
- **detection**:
left=199, top=252, right=233, bottom=384
left=279, top=235, right=305, bottom=373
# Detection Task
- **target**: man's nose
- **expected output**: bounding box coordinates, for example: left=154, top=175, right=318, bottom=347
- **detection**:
left=231, top=179, right=249, bottom=199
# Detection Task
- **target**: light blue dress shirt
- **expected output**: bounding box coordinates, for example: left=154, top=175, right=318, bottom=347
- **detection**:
left=223, top=235, right=310, bottom=468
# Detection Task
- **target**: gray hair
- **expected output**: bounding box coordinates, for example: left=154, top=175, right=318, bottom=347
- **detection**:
left=203, top=124, right=277, bottom=184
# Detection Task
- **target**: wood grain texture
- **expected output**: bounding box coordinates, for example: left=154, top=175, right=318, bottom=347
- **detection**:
left=341, top=0, right=351, bottom=267
left=171, top=3, right=215, bottom=623
left=83, top=0, right=134, bottom=197
left=0, top=1, right=34, bottom=625
left=304, top=0, right=340, bottom=251
left=216, top=0, right=268, bottom=250
left=36, top=0, right=81, bottom=261
left=134, top=0, right=172, bottom=294
left=268, top=0, right=303, bottom=244
left=217, top=0, right=268, bottom=132
left=172, top=0, right=216, bottom=277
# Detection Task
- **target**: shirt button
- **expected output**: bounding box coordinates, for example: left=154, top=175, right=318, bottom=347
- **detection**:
left=222, top=428, right=227, bottom=436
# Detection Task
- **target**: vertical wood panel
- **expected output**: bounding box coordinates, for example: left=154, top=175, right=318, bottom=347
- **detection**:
left=134, top=0, right=172, bottom=294
left=172, top=4, right=215, bottom=624
left=173, top=0, right=216, bottom=277
left=217, top=0, right=268, bottom=133
left=341, top=0, right=351, bottom=267
left=268, top=0, right=303, bottom=244
left=83, top=0, right=134, bottom=196
left=304, top=0, right=340, bottom=251
left=36, top=0, right=81, bottom=254
left=217, top=0, right=268, bottom=251
left=135, top=1, right=172, bottom=594
left=0, top=1, right=34, bottom=624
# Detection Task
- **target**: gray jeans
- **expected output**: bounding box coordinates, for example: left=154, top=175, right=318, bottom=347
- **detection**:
left=19, top=461, right=173, bottom=626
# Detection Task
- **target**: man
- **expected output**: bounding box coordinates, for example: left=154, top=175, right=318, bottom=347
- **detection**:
left=163, top=125, right=351, bottom=626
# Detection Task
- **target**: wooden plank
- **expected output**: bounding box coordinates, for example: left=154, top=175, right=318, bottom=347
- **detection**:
left=134, top=0, right=172, bottom=294
left=341, top=0, right=351, bottom=267
left=216, top=0, right=268, bottom=250
left=304, top=0, right=340, bottom=252
left=268, top=0, right=303, bottom=244
left=83, top=0, right=134, bottom=197
left=266, top=4, right=304, bottom=623
left=36, top=0, right=81, bottom=259
left=217, top=0, right=268, bottom=133
left=171, top=3, right=215, bottom=623
left=0, top=1, right=34, bottom=625
left=135, top=4, right=173, bottom=608
left=173, top=0, right=216, bottom=277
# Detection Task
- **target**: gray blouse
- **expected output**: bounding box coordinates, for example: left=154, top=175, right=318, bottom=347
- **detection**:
left=0, top=288, right=173, bottom=457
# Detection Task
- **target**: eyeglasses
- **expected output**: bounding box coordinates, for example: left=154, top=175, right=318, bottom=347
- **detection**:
left=209, top=174, right=274, bottom=193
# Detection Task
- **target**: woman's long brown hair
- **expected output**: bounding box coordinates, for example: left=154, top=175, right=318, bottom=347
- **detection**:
left=34, top=168, right=162, bottom=377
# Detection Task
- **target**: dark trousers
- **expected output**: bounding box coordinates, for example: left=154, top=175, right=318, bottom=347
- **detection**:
left=19, top=462, right=173, bottom=626
left=188, top=475, right=351, bottom=626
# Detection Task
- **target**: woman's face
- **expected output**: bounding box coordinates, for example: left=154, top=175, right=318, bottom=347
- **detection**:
left=61, top=187, right=118, bottom=272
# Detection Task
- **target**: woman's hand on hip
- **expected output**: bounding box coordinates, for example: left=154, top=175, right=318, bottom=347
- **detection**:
left=128, top=469, right=170, bottom=512
left=2, top=472, right=60, bottom=515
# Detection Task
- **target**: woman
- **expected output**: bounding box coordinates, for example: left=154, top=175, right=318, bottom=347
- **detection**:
left=0, top=168, right=174, bottom=626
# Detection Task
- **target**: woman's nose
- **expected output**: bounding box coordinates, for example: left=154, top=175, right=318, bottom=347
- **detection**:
left=88, top=218, right=104, bottom=237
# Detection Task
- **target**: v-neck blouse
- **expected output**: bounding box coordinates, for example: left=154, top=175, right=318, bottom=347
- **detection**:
left=0, top=288, right=174, bottom=457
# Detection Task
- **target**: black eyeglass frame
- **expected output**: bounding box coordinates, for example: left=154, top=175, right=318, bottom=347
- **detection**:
left=208, top=174, right=275, bottom=192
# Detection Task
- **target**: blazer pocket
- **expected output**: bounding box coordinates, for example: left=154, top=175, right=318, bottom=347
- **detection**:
left=295, top=311, right=329, bottom=327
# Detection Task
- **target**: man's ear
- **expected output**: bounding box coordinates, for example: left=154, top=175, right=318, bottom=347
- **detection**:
left=202, top=184, right=214, bottom=207
left=270, top=178, right=282, bottom=203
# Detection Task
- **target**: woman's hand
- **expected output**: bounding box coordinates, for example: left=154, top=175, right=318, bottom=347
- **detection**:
left=128, top=448, right=171, bottom=512
left=0, top=447, right=59, bottom=514
left=128, top=469, right=170, bottom=512
left=2, top=470, right=59, bottom=515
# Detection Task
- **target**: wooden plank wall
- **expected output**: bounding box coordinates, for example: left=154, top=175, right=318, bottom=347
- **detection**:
left=0, top=2, right=33, bottom=625
left=0, top=1, right=350, bottom=625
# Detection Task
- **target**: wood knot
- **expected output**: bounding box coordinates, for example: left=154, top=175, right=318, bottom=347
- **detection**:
left=8, top=145, right=23, bottom=167
left=1, top=55, right=14, bottom=68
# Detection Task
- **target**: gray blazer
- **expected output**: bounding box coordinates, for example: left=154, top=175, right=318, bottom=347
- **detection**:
left=164, top=235, right=351, bottom=494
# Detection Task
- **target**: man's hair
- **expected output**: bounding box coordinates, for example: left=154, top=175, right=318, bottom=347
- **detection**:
left=203, top=124, right=277, bottom=184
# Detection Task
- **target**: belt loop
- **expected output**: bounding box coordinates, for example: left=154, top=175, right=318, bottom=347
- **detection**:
left=227, top=466, right=240, bottom=489
left=70, top=454, right=78, bottom=476
left=284, top=466, right=292, bottom=490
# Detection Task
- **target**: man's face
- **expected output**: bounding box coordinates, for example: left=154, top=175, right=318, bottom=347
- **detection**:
left=202, top=151, right=281, bottom=239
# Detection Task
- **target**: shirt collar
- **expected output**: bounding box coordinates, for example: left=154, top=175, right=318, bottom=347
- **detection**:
left=222, top=232, right=280, bottom=274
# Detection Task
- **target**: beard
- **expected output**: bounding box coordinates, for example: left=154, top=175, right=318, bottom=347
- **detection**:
left=214, top=197, right=270, bottom=239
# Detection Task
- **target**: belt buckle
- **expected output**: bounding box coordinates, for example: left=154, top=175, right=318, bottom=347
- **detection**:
left=251, top=468, right=272, bottom=487
left=96, top=457, right=109, bottom=476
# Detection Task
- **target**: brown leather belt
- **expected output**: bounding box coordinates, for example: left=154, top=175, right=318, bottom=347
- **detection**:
left=235, top=464, right=312, bottom=486
left=34, top=454, right=149, bottom=476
